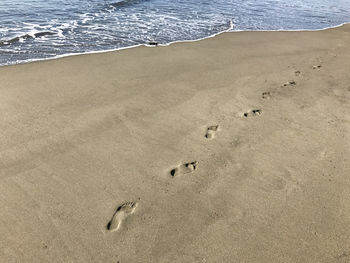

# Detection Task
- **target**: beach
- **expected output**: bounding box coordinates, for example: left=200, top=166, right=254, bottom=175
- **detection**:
left=0, top=24, right=350, bottom=262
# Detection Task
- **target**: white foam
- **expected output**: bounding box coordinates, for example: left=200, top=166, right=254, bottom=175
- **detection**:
left=56, top=29, right=65, bottom=38
left=1, top=21, right=349, bottom=68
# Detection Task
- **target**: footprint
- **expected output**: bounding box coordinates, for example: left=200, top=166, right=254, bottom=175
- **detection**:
left=283, top=80, right=296, bottom=87
left=170, top=161, right=198, bottom=177
left=295, top=70, right=301, bottom=76
left=262, top=91, right=271, bottom=99
left=205, top=125, right=219, bottom=139
left=243, top=109, right=262, bottom=118
left=107, top=202, right=138, bottom=232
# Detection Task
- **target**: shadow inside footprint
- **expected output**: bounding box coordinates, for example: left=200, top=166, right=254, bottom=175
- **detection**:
left=107, top=202, right=137, bottom=232
left=170, top=161, right=198, bottom=177
left=243, top=109, right=262, bottom=118
left=205, top=125, right=219, bottom=139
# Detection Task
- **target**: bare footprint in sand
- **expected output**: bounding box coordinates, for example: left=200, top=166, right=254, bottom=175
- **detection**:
left=170, top=161, right=198, bottom=177
left=243, top=109, right=262, bottom=118
left=295, top=70, right=301, bottom=76
left=283, top=80, right=296, bottom=87
left=262, top=91, right=271, bottom=99
left=205, top=125, right=219, bottom=139
left=107, top=202, right=137, bottom=232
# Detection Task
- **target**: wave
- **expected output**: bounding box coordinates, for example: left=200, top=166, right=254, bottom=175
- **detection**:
left=1, top=22, right=349, bottom=67
left=0, top=31, right=55, bottom=46
left=109, top=0, right=149, bottom=9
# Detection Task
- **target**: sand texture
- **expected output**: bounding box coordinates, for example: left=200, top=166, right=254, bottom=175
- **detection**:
left=0, top=24, right=350, bottom=262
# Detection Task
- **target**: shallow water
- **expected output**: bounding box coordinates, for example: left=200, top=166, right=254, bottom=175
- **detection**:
left=1, top=0, right=350, bottom=65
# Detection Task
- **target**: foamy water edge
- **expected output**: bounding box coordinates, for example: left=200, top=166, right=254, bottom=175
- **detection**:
left=1, top=22, right=349, bottom=68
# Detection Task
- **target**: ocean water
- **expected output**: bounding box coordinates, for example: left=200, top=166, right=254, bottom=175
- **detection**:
left=1, top=0, right=350, bottom=66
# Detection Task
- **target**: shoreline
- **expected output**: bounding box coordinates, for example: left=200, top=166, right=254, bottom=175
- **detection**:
left=1, top=21, right=349, bottom=68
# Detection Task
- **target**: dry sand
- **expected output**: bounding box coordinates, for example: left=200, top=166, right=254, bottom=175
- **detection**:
left=0, top=24, right=350, bottom=262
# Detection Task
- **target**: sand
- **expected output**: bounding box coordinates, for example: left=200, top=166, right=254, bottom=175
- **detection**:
left=0, top=24, right=350, bottom=262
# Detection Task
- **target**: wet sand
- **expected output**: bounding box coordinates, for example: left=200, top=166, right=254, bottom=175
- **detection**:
left=0, top=24, right=350, bottom=262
